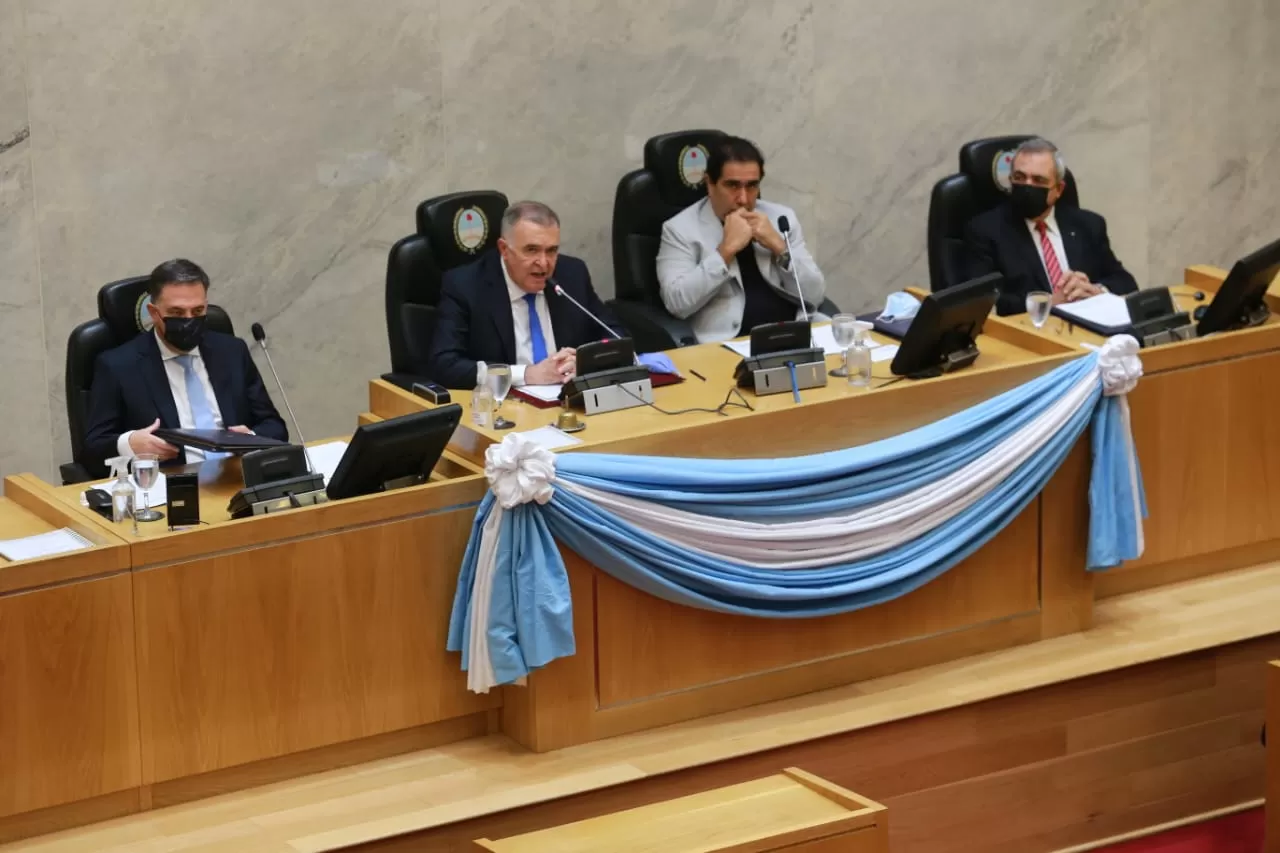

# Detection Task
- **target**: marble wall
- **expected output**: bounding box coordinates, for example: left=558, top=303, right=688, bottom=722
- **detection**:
left=0, top=0, right=1276, bottom=480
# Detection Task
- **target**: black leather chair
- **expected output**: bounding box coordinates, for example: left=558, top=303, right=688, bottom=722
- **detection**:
left=383, top=190, right=508, bottom=389
left=62, top=276, right=234, bottom=484
left=926, top=135, right=1080, bottom=292
left=611, top=130, right=726, bottom=352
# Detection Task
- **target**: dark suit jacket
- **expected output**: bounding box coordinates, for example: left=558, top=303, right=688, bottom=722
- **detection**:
left=84, top=330, right=287, bottom=468
left=428, top=250, right=626, bottom=389
left=964, top=203, right=1138, bottom=316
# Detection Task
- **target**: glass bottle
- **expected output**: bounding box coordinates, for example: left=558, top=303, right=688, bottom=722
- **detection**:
left=472, top=361, right=494, bottom=428
left=845, top=325, right=873, bottom=388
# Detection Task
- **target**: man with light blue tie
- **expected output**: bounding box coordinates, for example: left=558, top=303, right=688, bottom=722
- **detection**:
left=428, top=201, right=626, bottom=389
left=83, top=259, right=287, bottom=467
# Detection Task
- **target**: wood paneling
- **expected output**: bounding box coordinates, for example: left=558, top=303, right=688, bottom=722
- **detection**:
left=371, top=636, right=1276, bottom=853
left=0, top=574, right=141, bottom=819
left=133, top=505, right=500, bottom=783
left=595, top=504, right=1039, bottom=705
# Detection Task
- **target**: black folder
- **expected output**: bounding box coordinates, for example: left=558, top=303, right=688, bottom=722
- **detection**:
left=154, top=428, right=288, bottom=453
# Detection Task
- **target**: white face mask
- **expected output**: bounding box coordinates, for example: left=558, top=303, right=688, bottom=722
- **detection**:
left=878, top=292, right=921, bottom=323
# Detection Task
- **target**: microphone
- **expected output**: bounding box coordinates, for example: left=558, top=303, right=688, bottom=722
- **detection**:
left=550, top=280, right=622, bottom=340
left=251, top=322, right=311, bottom=471
left=777, top=215, right=810, bottom=325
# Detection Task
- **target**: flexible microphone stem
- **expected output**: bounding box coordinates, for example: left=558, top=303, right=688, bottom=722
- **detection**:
left=778, top=216, right=810, bottom=326
left=252, top=324, right=312, bottom=472
left=552, top=281, right=621, bottom=340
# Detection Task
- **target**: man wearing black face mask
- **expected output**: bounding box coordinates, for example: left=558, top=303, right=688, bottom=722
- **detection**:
left=83, top=258, right=286, bottom=468
left=964, top=137, right=1137, bottom=316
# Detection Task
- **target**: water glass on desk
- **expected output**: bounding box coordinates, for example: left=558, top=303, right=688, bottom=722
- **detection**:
left=828, top=314, right=859, bottom=378
left=486, top=363, right=515, bottom=430
left=132, top=453, right=164, bottom=522
left=1026, top=291, right=1052, bottom=329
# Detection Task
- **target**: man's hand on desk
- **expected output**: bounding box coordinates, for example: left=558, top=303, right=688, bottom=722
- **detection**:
left=525, top=348, right=577, bottom=385
left=1055, top=272, right=1104, bottom=303
left=227, top=425, right=254, bottom=434
left=129, top=419, right=180, bottom=460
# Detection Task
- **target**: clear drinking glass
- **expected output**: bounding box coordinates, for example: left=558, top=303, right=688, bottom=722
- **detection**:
left=828, top=314, right=859, bottom=378
left=132, top=453, right=164, bottom=522
left=1026, top=291, right=1052, bottom=329
left=486, top=364, right=515, bottom=430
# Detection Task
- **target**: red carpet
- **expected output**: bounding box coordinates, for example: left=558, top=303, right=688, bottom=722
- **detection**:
left=1095, top=807, right=1264, bottom=853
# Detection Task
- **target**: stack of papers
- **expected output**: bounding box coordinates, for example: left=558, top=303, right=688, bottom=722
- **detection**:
left=0, top=528, right=93, bottom=562
left=516, top=384, right=563, bottom=403
left=1053, top=293, right=1131, bottom=329
left=303, top=441, right=350, bottom=486
left=517, top=425, right=584, bottom=452
left=722, top=327, right=897, bottom=361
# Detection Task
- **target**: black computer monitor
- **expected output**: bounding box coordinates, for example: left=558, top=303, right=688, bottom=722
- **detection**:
left=1195, top=237, right=1280, bottom=336
left=325, top=404, right=463, bottom=501
left=890, top=272, right=1001, bottom=378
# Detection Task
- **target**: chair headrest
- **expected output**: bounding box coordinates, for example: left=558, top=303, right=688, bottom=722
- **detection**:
left=642, top=129, right=727, bottom=205
left=96, top=275, right=234, bottom=342
left=957, top=135, right=1079, bottom=211
left=415, top=191, right=509, bottom=272
left=96, top=276, right=154, bottom=342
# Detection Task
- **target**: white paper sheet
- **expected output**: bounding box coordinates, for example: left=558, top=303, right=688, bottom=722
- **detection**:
left=1054, top=293, right=1130, bottom=329
left=0, top=528, right=92, bottom=561
left=517, top=425, right=583, bottom=452
left=871, top=345, right=899, bottom=364
left=516, top=384, right=563, bottom=403
left=304, top=441, right=350, bottom=486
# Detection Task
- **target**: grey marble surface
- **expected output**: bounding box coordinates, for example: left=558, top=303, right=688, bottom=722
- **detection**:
left=0, top=0, right=53, bottom=479
left=0, top=0, right=1276, bottom=480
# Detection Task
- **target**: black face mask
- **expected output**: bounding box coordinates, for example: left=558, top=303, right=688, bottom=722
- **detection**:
left=1009, top=182, right=1052, bottom=220
left=161, top=315, right=207, bottom=352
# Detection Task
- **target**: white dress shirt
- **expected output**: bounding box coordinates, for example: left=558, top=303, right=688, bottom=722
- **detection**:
left=1025, top=208, right=1070, bottom=285
left=501, top=259, right=557, bottom=387
left=116, top=331, right=225, bottom=461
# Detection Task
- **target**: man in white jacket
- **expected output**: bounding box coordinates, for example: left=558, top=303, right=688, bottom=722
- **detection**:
left=656, top=135, right=826, bottom=344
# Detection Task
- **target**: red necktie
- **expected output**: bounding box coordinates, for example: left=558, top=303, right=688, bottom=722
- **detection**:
left=1035, top=220, right=1064, bottom=291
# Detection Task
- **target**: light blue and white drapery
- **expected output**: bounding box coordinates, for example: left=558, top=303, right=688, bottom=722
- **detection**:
left=447, top=337, right=1147, bottom=693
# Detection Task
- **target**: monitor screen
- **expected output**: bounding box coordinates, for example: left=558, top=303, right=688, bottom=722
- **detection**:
left=325, top=405, right=463, bottom=501
left=1196, top=237, right=1280, bottom=336
left=890, top=273, right=1001, bottom=378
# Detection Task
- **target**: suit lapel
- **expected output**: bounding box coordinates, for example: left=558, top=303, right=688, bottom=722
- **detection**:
left=1056, top=208, right=1084, bottom=272
left=1008, top=207, right=1053, bottom=292
left=484, top=253, right=518, bottom=363
left=139, top=334, right=181, bottom=428
left=200, top=336, right=236, bottom=426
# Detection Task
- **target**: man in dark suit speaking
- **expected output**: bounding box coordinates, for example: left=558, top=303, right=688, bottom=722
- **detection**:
left=964, top=137, right=1138, bottom=316
left=83, top=258, right=287, bottom=467
left=428, top=200, right=625, bottom=389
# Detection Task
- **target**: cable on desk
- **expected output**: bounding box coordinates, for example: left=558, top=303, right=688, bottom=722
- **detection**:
left=616, top=383, right=755, bottom=417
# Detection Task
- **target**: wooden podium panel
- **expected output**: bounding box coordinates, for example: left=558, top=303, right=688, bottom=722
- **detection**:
left=594, top=505, right=1039, bottom=707
left=987, top=269, right=1280, bottom=597
left=0, top=479, right=137, bottom=821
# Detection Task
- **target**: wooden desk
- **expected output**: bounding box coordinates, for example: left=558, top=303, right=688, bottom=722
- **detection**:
left=0, top=482, right=136, bottom=825
left=1268, top=660, right=1280, bottom=853
left=0, top=435, right=499, bottom=841
left=987, top=267, right=1280, bottom=597
left=371, top=331, right=1094, bottom=751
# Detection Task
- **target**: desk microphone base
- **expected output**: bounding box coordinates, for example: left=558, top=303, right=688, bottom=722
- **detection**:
left=247, top=489, right=329, bottom=517
left=751, top=360, right=828, bottom=396
left=574, top=378, right=654, bottom=415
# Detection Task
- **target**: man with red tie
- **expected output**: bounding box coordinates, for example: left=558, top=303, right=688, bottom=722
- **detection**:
left=964, top=137, right=1137, bottom=316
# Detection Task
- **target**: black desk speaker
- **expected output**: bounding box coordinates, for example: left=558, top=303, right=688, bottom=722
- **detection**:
left=166, top=472, right=201, bottom=529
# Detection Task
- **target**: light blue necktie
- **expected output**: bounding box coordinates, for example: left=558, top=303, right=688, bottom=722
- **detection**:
left=523, top=293, right=548, bottom=363
left=175, top=354, right=217, bottom=430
